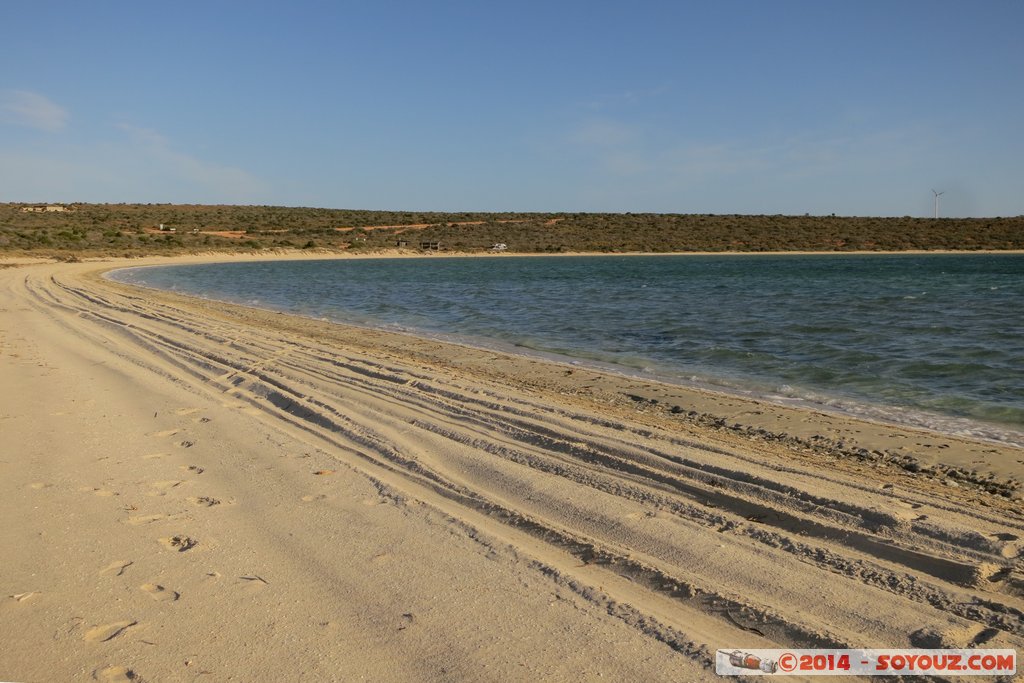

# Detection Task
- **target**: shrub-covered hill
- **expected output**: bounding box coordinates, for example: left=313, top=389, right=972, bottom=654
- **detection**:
left=2, top=203, right=1022, bottom=257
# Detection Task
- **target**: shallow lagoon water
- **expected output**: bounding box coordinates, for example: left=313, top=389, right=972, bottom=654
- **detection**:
left=112, top=253, right=1024, bottom=445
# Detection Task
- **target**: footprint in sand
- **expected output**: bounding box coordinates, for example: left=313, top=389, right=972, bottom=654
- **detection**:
left=11, top=591, right=41, bottom=602
left=397, top=612, right=415, bottom=631
left=990, top=533, right=1021, bottom=558
left=100, top=561, right=133, bottom=577
left=83, top=620, right=137, bottom=643
left=125, top=514, right=174, bottom=526
left=140, top=583, right=179, bottom=602
left=147, top=480, right=183, bottom=497
left=159, top=535, right=198, bottom=552
left=139, top=452, right=169, bottom=460
left=238, top=575, right=269, bottom=593
left=187, top=496, right=221, bottom=507
left=176, top=407, right=212, bottom=425
left=886, top=501, right=925, bottom=521
left=181, top=465, right=205, bottom=474
left=92, top=665, right=142, bottom=682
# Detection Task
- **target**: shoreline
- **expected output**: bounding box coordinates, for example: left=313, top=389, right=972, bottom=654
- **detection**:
left=4, top=246, right=1024, bottom=269
left=3, top=257, right=1023, bottom=681
left=104, top=251, right=1024, bottom=459
left=99, top=256, right=1024, bottom=489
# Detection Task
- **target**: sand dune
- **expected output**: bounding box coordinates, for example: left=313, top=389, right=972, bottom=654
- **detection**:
left=1, top=257, right=1022, bottom=682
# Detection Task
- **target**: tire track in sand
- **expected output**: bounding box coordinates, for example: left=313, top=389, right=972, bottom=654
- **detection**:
left=21, top=267, right=1024, bottom=670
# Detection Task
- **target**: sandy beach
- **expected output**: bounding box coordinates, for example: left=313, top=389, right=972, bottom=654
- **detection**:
left=2, top=254, right=1022, bottom=682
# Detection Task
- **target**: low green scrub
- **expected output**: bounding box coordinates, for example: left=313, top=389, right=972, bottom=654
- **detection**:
left=2, top=203, right=1021, bottom=257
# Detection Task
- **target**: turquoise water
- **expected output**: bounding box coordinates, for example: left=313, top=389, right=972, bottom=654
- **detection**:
left=111, top=254, right=1024, bottom=445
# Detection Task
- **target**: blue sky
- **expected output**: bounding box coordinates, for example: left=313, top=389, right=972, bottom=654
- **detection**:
left=2, top=1, right=1022, bottom=216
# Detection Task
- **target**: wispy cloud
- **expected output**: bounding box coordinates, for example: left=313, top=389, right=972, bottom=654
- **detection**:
left=553, top=111, right=952, bottom=214
left=0, top=90, right=69, bottom=132
left=567, top=113, right=937, bottom=183
left=116, top=123, right=269, bottom=201
left=0, top=123, right=270, bottom=203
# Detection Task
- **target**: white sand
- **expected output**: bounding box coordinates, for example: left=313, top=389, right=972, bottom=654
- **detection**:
left=1, top=255, right=1021, bottom=682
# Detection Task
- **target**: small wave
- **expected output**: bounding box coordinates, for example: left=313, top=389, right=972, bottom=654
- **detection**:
left=754, top=386, right=1024, bottom=448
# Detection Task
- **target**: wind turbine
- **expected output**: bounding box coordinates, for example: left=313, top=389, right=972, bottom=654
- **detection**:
left=932, top=189, right=944, bottom=219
